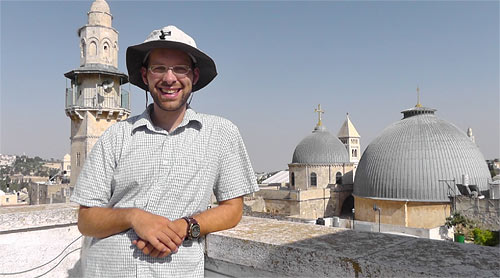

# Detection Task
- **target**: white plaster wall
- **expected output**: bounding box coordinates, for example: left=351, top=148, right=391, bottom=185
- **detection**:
left=0, top=226, right=82, bottom=278
left=0, top=205, right=497, bottom=278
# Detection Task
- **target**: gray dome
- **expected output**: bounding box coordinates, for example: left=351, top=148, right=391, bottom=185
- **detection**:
left=354, top=107, right=491, bottom=202
left=292, top=126, right=349, bottom=164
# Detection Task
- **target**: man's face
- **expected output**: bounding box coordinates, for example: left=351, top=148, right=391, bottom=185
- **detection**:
left=141, top=48, right=199, bottom=113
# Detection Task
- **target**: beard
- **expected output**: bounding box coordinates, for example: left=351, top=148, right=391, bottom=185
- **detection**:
left=148, top=88, right=192, bottom=112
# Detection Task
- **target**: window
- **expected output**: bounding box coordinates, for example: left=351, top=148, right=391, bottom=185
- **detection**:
left=352, top=149, right=358, bottom=157
left=103, top=42, right=110, bottom=58
left=80, top=39, right=86, bottom=58
left=89, top=41, right=97, bottom=56
left=77, top=152, right=81, bottom=167
left=310, top=172, right=317, bottom=186
left=291, top=172, right=295, bottom=186
left=5, top=198, right=9, bottom=202
left=336, top=172, right=342, bottom=184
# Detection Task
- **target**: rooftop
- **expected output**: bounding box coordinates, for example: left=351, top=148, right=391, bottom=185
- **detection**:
left=1, top=204, right=498, bottom=277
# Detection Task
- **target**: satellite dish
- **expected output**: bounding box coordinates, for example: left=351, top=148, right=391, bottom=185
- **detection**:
left=102, top=80, right=114, bottom=92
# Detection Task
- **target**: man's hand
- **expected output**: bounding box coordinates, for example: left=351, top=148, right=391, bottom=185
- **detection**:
left=78, top=206, right=185, bottom=257
left=132, top=218, right=188, bottom=258
left=131, top=197, right=243, bottom=258
left=130, top=210, right=185, bottom=256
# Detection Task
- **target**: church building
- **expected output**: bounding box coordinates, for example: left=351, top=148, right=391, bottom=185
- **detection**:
left=353, top=97, right=491, bottom=229
left=255, top=105, right=360, bottom=219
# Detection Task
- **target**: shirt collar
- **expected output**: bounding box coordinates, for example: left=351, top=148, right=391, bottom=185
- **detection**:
left=131, top=104, right=202, bottom=134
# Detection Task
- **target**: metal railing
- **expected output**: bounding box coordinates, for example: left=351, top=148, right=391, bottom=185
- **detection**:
left=66, top=85, right=130, bottom=110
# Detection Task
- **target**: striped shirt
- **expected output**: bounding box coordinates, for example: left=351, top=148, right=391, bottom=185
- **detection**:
left=71, top=106, right=259, bottom=277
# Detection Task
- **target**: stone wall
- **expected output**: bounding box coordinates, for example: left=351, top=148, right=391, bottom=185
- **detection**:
left=206, top=217, right=499, bottom=277
left=1, top=204, right=499, bottom=278
left=289, top=164, right=354, bottom=190
left=454, top=196, right=500, bottom=230
left=0, top=203, right=81, bottom=278
left=355, top=196, right=451, bottom=229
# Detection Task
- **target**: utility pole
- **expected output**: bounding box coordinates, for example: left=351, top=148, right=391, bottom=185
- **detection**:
left=373, top=204, right=381, bottom=232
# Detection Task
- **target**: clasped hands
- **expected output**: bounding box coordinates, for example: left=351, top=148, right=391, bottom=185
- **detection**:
left=131, top=210, right=188, bottom=258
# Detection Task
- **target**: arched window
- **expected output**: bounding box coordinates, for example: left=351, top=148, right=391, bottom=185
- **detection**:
left=291, top=172, right=295, bottom=187
left=103, top=42, right=110, bottom=58
left=336, top=172, right=342, bottom=184
left=80, top=39, right=86, bottom=58
left=89, top=41, right=97, bottom=56
left=310, top=172, right=317, bottom=186
left=76, top=152, right=81, bottom=167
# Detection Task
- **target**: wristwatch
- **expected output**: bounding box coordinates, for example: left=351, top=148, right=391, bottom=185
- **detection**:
left=182, top=217, right=201, bottom=240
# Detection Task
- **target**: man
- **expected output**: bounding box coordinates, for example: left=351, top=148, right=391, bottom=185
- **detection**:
left=71, top=26, right=259, bottom=277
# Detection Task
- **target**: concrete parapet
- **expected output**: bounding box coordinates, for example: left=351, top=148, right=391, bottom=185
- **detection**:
left=0, top=203, right=78, bottom=232
left=206, top=216, right=500, bottom=277
left=0, top=203, right=81, bottom=278
left=1, top=205, right=499, bottom=278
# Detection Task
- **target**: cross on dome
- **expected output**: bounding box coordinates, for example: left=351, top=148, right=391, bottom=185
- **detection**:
left=314, top=104, right=324, bottom=127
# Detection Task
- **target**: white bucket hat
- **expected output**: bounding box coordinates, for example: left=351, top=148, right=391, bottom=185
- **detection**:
left=126, top=25, right=217, bottom=92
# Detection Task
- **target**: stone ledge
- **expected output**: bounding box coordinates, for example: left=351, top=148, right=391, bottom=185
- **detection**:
left=0, top=203, right=79, bottom=232
left=206, top=216, right=500, bottom=277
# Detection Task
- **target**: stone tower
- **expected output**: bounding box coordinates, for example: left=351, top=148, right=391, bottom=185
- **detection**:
left=64, top=0, right=130, bottom=186
left=337, top=114, right=361, bottom=163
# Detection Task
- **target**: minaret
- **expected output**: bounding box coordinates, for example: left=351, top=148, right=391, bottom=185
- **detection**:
left=64, top=0, right=130, bottom=186
left=337, top=113, right=361, bottom=163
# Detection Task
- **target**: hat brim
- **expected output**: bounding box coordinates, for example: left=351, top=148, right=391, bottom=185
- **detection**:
left=126, top=40, right=217, bottom=92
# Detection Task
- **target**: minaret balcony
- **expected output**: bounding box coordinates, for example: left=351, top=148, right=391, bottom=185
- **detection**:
left=65, top=85, right=130, bottom=112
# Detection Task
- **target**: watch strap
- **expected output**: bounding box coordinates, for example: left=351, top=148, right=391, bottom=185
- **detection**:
left=182, top=216, right=199, bottom=240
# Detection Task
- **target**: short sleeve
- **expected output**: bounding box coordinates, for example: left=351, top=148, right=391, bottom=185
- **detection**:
left=70, top=127, right=118, bottom=207
left=214, top=123, right=259, bottom=202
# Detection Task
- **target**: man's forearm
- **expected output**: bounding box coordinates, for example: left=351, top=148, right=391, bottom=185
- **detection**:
left=77, top=206, right=138, bottom=238
left=131, top=197, right=243, bottom=257
left=194, top=197, right=243, bottom=236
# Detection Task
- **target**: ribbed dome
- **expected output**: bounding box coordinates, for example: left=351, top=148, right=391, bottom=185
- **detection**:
left=292, top=125, right=349, bottom=164
left=354, top=107, right=491, bottom=202
left=90, top=0, right=110, bottom=14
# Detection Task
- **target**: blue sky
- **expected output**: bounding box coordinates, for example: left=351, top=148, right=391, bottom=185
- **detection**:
left=1, top=0, right=498, bottom=172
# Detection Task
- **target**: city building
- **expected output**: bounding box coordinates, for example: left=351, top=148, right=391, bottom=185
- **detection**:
left=0, top=154, right=16, bottom=167
left=353, top=100, right=491, bottom=229
left=253, top=105, right=359, bottom=219
left=64, top=0, right=130, bottom=186
left=43, top=161, right=62, bottom=171
left=0, top=190, right=18, bottom=206
left=62, top=153, right=71, bottom=178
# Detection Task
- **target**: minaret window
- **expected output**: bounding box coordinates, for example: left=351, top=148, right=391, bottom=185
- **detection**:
left=336, top=172, right=342, bottom=184
left=80, top=40, right=86, bottom=58
left=291, top=172, right=295, bottom=187
left=89, top=41, right=97, bottom=56
left=103, top=42, right=110, bottom=58
left=352, top=149, right=358, bottom=157
left=310, top=172, right=317, bottom=186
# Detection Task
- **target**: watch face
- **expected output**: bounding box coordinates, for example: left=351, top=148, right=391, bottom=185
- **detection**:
left=191, top=224, right=201, bottom=238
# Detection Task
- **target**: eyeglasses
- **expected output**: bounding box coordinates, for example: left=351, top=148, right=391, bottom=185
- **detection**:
left=148, top=65, right=191, bottom=76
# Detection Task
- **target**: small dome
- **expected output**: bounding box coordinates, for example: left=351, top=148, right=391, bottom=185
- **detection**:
left=292, top=125, right=349, bottom=164
left=354, top=106, right=491, bottom=202
left=90, top=0, right=110, bottom=14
